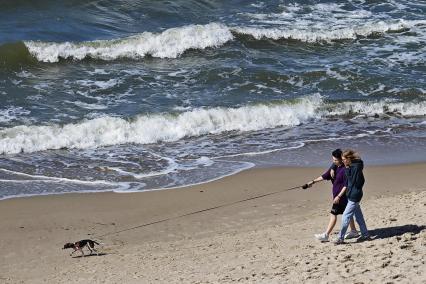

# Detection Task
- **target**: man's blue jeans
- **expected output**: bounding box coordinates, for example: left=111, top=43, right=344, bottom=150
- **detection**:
left=339, top=200, right=368, bottom=240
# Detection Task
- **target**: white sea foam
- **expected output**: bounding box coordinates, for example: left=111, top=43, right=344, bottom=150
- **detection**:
left=15, top=70, right=35, bottom=78
left=0, top=106, right=30, bottom=123
left=0, top=168, right=115, bottom=185
left=233, top=19, right=421, bottom=42
left=237, top=0, right=426, bottom=43
left=326, top=68, right=349, bottom=81
left=214, top=142, right=305, bottom=159
left=1, top=96, right=425, bottom=154
left=86, top=68, right=110, bottom=75
left=24, top=23, right=233, bottom=62
left=328, top=100, right=426, bottom=117
left=0, top=95, right=322, bottom=154
left=64, top=100, right=108, bottom=110
left=76, top=78, right=121, bottom=90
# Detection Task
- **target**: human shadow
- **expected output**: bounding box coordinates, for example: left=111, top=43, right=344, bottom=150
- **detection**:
left=368, top=224, right=425, bottom=240
left=72, top=252, right=108, bottom=258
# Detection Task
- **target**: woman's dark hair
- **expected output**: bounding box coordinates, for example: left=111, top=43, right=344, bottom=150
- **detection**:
left=332, top=149, right=343, bottom=160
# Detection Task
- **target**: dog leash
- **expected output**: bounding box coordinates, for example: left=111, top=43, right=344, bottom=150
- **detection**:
left=95, top=184, right=305, bottom=238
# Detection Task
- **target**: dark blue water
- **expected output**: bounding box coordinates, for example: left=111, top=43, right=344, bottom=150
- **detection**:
left=0, top=0, right=425, bottom=199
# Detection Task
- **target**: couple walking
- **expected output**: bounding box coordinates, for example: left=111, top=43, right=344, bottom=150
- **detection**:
left=305, top=149, right=370, bottom=244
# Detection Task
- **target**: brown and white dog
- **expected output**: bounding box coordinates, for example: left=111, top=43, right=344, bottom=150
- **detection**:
left=63, top=239, right=100, bottom=257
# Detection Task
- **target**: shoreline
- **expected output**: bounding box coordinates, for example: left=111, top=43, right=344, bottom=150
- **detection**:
left=0, top=160, right=256, bottom=202
left=1, top=163, right=425, bottom=283
left=2, top=160, right=426, bottom=202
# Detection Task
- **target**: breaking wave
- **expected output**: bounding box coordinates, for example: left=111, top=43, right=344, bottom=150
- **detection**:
left=13, top=19, right=424, bottom=63
left=233, top=19, right=424, bottom=42
left=24, top=23, right=233, bottom=63
left=327, top=100, right=426, bottom=117
left=1, top=95, right=425, bottom=154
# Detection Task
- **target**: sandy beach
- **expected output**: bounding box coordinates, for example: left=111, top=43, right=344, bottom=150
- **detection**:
left=2, top=1, right=426, bottom=283
left=0, top=163, right=425, bottom=283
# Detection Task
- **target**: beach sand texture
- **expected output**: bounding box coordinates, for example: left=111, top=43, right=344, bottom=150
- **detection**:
left=0, top=164, right=425, bottom=283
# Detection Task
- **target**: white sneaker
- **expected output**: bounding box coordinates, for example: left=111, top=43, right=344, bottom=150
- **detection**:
left=314, top=233, right=329, bottom=242
left=345, top=230, right=360, bottom=239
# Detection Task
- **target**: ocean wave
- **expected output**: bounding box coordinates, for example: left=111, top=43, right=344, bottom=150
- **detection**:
left=0, top=42, right=36, bottom=68
left=233, top=19, right=423, bottom=42
left=3, top=19, right=419, bottom=63
left=327, top=100, right=426, bottom=117
left=1, top=96, right=425, bottom=154
left=24, top=23, right=233, bottom=63
left=0, top=95, right=322, bottom=154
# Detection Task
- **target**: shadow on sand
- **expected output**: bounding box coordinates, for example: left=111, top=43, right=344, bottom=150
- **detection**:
left=72, top=253, right=108, bottom=258
left=369, top=224, right=425, bottom=240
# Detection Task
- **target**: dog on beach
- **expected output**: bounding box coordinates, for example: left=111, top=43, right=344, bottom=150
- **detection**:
left=63, top=239, right=100, bottom=257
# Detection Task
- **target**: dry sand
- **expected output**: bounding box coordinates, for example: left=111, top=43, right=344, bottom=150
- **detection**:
left=0, top=163, right=425, bottom=283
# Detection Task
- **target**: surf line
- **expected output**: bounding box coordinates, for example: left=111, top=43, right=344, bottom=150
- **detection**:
left=96, top=184, right=304, bottom=238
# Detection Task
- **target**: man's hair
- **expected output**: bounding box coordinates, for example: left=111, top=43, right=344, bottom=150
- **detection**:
left=332, top=149, right=342, bottom=160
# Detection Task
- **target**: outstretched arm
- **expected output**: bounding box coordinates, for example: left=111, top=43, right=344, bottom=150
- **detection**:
left=305, top=176, right=324, bottom=188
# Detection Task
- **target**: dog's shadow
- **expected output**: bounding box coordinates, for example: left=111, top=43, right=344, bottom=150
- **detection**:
left=72, top=253, right=108, bottom=258
left=369, top=224, right=425, bottom=240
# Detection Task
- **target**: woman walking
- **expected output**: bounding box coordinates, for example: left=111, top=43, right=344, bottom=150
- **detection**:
left=305, top=149, right=359, bottom=242
left=334, top=149, right=370, bottom=244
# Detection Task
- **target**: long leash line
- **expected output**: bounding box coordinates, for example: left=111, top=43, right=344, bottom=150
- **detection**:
left=96, top=184, right=303, bottom=238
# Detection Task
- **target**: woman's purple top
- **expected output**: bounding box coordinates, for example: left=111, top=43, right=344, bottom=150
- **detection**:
left=322, top=164, right=348, bottom=204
